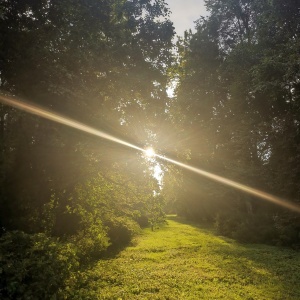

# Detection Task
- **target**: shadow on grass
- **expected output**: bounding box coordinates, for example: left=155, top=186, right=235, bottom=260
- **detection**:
left=212, top=241, right=300, bottom=297
left=101, top=240, right=136, bottom=259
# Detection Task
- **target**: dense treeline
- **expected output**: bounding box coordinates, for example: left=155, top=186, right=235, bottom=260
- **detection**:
left=164, top=0, right=300, bottom=246
left=0, top=0, right=173, bottom=298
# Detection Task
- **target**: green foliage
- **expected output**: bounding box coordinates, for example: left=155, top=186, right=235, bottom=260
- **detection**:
left=215, top=211, right=276, bottom=244
left=0, top=0, right=173, bottom=236
left=214, top=211, right=245, bottom=238
left=68, top=171, right=157, bottom=251
left=273, top=214, right=300, bottom=247
left=0, top=6, right=171, bottom=294
left=70, top=221, right=110, bottom=262
left=52, top=170, right=160, bottom=258
left=0, top=231, right=78, bottom=299
left=146, top=194, right=166, bottom=228
left=214, top=210, right=300, bottom=246
left=105, top=216, right=140, bottom=246
left=164, top=0, right=300, bottom=246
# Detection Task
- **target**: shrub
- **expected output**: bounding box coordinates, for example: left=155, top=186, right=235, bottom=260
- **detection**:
left=104, top=216, right=140, bottom=247
left=214, top=211, right=243, bottom=237
left=215, top=211, right=279, bottom=244
left=276, top=224, right=300, bottom=247
left=70, top=220, right=110, bottom=262
left=0, top=231, right=79, bottom=299
left=135, top=214, right=149, bottom=228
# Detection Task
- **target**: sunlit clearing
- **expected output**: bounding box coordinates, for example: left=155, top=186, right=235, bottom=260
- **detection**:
left=145, top=147, right=155, bottom=158
left=1, top=94, right=300, bottom=214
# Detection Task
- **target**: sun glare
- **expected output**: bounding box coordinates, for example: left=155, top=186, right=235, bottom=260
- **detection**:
left=145, top=147, right=155, bottom=158
left=2, top=95, right=300, bottom=214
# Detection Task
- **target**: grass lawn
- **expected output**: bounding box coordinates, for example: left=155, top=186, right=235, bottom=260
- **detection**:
left=73, top=216, right=300, bottom=299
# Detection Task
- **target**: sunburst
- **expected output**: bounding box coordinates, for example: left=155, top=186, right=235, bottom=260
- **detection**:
left=144, top=147, right=155, bottom=158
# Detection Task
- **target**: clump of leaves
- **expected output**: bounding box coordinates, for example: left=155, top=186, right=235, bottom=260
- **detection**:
left=104, top=215, right=141, bottom=246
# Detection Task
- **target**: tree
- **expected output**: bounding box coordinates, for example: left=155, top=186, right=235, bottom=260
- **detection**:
left=167, top=0, right=300, bottom=245
left=0, top=0, right=174, bottom=237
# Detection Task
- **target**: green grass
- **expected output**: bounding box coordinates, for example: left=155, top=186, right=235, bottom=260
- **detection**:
left=73, top=216, right=300, bottom=299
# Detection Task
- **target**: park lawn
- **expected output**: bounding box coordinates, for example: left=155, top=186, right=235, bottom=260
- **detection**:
left=72, top=216, right=300, bottom=299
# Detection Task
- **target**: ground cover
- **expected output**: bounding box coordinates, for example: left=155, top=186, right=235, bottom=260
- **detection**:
left=72, top=216, right=300, bottom=299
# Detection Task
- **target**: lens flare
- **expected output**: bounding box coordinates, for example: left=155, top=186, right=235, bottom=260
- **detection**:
left=0, top=95, right=144, bottom=152
left=1, top=94, right=300, bottom=214
left=155, top=154, right=300, bottom=214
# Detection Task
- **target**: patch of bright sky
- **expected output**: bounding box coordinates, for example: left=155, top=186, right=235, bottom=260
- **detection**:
left=165, top=0, right=208, bottom=37
left=153, top=164, right=163, bottom=185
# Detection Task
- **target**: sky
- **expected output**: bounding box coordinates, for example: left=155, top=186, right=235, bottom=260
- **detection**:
left=165, top=0, right=208, bottom=37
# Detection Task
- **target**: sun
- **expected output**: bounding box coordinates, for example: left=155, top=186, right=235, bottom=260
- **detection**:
left=144, top=147, right=156, bottom=158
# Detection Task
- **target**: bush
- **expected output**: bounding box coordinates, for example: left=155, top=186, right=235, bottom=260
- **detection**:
left=215, top=211, right=279, bottom=244
left=276, top=224, right=300, bottom=247
left=104, top=216, right=140, bottom=247
left=214, top=211, right=243, bottom=237
left=70, top=220, right=110, bottom=262
left=135, top=213, right=149, bottom=228
left=0, top=231, right=79, bottom=299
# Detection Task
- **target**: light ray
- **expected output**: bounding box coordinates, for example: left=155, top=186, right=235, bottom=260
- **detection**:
left=155, top=154, right=300, bottom=214
left=0, top=95, right=144, bottom=153
left=1, top=94, right=300, bottom=214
